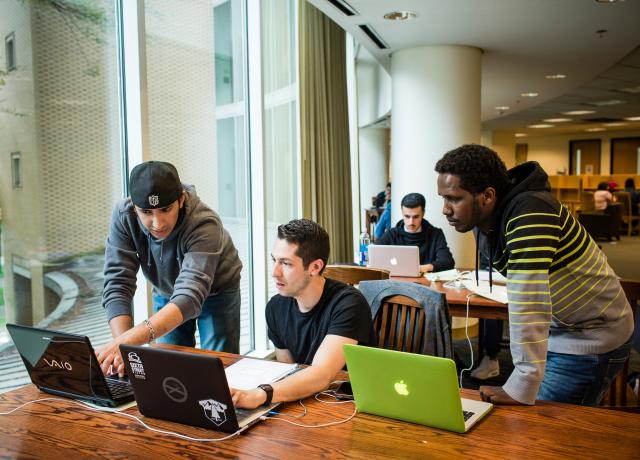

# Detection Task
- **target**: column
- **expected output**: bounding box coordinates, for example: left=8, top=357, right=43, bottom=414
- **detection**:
left=391, top=45, right=481, bottom=268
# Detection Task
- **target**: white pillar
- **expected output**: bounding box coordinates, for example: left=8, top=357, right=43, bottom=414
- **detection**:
left=391, top=45, right=481, bottom=268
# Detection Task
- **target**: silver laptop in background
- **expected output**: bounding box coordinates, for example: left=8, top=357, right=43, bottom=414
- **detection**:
left=369, top=245, right=420, bottom=277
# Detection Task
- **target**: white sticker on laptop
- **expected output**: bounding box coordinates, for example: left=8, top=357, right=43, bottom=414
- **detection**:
left=199, top=399, right=228, bottom=426
left=127, top=352, right=146, bottom=380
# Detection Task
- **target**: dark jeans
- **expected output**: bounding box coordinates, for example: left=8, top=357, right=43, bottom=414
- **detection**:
left=482, top=319, right=504, bottom=359
left=152, top=289, right=241, bottom=354
left=537, top=337, right=632, bottom=406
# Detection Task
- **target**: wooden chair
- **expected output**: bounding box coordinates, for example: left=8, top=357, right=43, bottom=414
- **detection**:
left=602, top=279, right=639, bottom=409
left=323, top=265, right=389, bottom=286
left=614, top=191, right=640, bottom=236
left=374, top=295, right=425, bottom=353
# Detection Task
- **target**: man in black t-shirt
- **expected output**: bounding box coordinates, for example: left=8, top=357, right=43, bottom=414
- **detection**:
left=376, top=192, right=455, bottom=273
left=230, top=219, right=376, bottom=409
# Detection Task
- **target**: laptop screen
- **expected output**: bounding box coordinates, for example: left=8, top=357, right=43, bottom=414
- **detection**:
left=8, top=324, right=112, bottom=401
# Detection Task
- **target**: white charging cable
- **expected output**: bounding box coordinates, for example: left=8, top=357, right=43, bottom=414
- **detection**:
left=458, top=293, right=477, bottom=387
left=0, top=397, right=242, bottom=442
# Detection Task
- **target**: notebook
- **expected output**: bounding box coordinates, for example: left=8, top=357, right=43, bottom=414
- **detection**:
left=6, top=323, right=134, bottom=407
left=368, top=245, right=420, bottom=277
left=343, top=344, right=492, bottom=433
left=120, top=345, right=296, bottom=433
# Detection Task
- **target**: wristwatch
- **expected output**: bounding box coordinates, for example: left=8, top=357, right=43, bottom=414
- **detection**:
left=257, top=384, right=274, bottom=406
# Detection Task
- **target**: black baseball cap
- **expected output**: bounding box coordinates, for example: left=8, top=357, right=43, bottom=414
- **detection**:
left=129, top=161, right=183, bottom=209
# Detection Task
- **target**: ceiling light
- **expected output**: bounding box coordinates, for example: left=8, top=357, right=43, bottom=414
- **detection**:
left=521, top=92, right=539, bottom=98
left=595, top=0, right=624, bottom=3
left=624, top=116, right=640, bottom=121
left=495, top=106, right=510, bottom=111
left=545, top=74, right=567, bottom=80
left=616, top=86, right=640, bottom=94
left=514, top=133, right=527, bottom=138
left=585, top=127, right=606, bottom=132
left=543, top=118, right=572, bottom=123
left=583, top=99, right=626, bottom=107
left=383, top=11, right=417, bottom=20
left=562, top=110, right=596, bottom=115
left=528, top=124, right=554, bottom=128
left=603, top=122, right=628, bottom=127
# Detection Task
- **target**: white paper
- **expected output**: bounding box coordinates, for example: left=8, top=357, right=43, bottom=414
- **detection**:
left=425, top=269, right=466, bottom=281
left=477, top=269, right=507, bottom=283
left=225, top=358, right=298, bottom=390
left=461, top=279, right=509, bottom=304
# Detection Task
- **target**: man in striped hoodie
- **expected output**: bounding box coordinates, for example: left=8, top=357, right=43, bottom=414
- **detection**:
left=435, top=144, right=634, bottom=406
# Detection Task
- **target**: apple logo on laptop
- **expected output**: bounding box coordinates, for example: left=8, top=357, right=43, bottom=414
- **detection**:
left=394, top=380, right=409, bottom=396
left=390, top=257, right=398, bottom=266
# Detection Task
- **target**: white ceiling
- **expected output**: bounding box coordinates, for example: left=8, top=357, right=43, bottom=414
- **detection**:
left=308, top=0, right=640, bottom=136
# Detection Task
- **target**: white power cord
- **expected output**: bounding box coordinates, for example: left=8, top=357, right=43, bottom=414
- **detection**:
left=458, top=293, right=477, bottom=387
left=0, top=397, right=242, bottom=442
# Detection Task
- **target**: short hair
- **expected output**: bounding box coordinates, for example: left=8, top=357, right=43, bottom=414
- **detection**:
left=400, top=193, right=426, bottom=210
left=277, top=219, right=330, bottom=273
left=434, top=144, right=510, bottom=196
left=625, top=178, right=636, bottom=189
left=597, top=182, right=608, bottom=191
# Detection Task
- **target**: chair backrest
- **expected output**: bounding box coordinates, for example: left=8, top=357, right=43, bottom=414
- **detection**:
left=581, top=190, right=595, bottom=212
left=323, top=265, right=390, bottom=286
left=374, top=295, right=425, bottom=353
left=603, top=279, right=639, bottom=409
left=614, top=191, right=632, bottom=217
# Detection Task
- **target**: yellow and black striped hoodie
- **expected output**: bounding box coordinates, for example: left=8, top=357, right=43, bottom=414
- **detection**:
left=477, top=162, right=634, bottom=405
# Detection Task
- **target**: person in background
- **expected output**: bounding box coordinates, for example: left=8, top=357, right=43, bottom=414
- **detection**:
left=435, top=144, right=633, bottom=406
left=594, top=181, right=614, bottom=211
left=230, top=219, right=376, bottom=409
left=375, top=192, right=454, bottom=273
left=375, top=183, right=392, bottom=240
left=625, top=178, right=639, bottom=216
left=97, top=161, right=242, bottom=376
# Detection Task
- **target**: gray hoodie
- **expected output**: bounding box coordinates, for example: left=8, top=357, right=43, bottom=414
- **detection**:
left=102, top=185, right=242, bottom=322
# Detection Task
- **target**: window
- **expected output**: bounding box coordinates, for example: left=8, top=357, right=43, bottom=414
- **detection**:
left=10, top=152, right=21, bottom=188
left=5, top=32, right=15, bottom=71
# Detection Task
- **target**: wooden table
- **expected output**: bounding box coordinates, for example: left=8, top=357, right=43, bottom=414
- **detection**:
left=391, top=275, right=509, bottom=320
left=1, top=347, right=638, bottom=459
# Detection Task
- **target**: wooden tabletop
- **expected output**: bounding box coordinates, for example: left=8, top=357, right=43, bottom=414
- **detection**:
left=390, top=275, right=509, bottom=320
left=1, top=347, right=638, bottom=459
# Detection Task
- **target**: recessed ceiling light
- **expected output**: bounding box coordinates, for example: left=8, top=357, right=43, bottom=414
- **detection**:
left=495, top=106, right=510, bottom=111
left=595, top=0, right=624, bottom=3
left=585, top=127, right=606, bottom=132
left=616, top=85, right=640, bottom=94
left=603, top=122, right=628, bottom=127
left=528, top=124, right=554, bottom=128
left=583, top=99, right=625, bottom=107
left=543, top=118, right=572, bottom=123
left=562, top=110, right=596, bottom=115
left=545, top=74, right=567, bottom=80
left=521, top=92, right=539, bottom=98
left=624, top=116, right=640, bottom=121
left=384, top=11, right=417, bottom=20
left=514, top=133, right=528, bottom=138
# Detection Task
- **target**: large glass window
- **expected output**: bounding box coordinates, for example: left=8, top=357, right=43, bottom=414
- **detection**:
left=144, top=0, right=252, bottom=352
left=0, top=0, right=122, bottom=386
left=262, top=0, right=299, bottom=299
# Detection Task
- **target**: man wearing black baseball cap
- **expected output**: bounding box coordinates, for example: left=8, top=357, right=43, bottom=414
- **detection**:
left=97, top=161, right=243, bottom=376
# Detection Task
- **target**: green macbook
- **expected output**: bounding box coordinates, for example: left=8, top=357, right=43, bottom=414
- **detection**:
left=343, top=344, right=493, bottom=433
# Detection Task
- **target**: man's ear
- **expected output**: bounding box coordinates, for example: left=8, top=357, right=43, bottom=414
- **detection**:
left=308, top=259, right=324, bottom=276
left=179, top=191, right=186, bottom=208
left=481, top=187, right=497, bottom=207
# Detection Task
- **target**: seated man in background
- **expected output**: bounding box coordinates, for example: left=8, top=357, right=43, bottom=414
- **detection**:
left=375, top=192, right=455, bottom=273
left=375, top=182, right=392, bottom=240
left=231, top=219, right=377, bottom=409
left=435, top=144, right=634, bottom=406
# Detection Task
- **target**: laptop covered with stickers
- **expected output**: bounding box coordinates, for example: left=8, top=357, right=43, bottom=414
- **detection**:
left=120, top=345, right=285, bottom=433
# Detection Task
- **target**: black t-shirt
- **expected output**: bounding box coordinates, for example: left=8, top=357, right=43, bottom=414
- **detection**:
left=265, top=278, right=377, bottom=365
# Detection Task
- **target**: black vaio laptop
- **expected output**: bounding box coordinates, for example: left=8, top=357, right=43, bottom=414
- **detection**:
left=6, top=323, right=134, bottom=407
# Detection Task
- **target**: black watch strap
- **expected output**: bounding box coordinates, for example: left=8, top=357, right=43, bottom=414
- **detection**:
left=258, top=384, right=274, bottom=406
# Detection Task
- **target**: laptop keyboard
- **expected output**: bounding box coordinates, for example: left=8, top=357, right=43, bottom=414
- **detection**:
left=107, top=379, right=134, bottom=399
left=463, top=410, right=475, bottom=422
